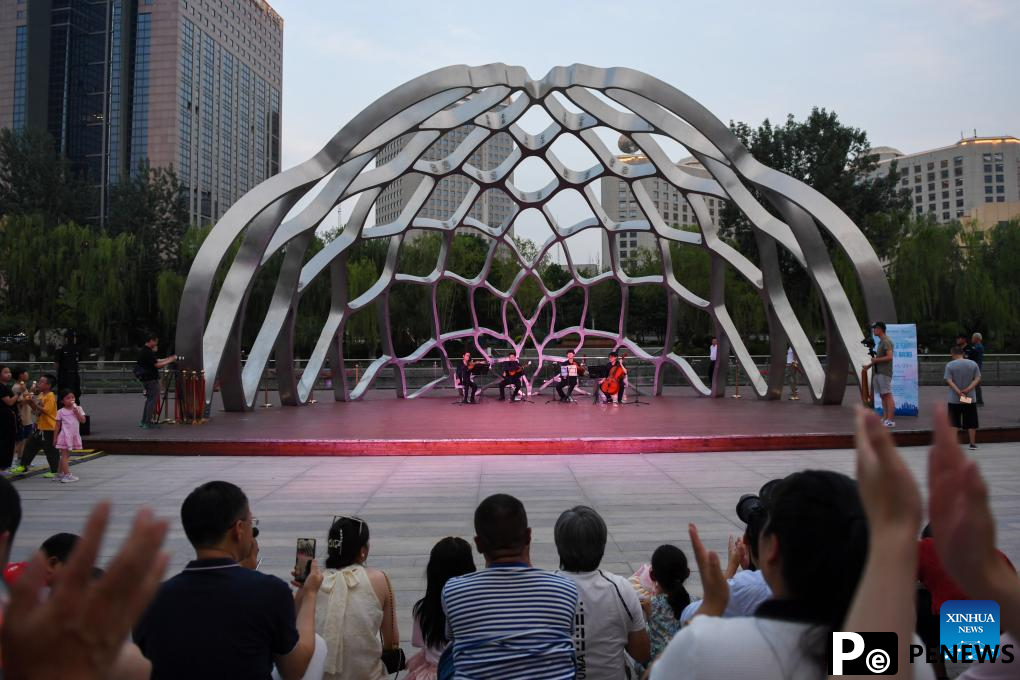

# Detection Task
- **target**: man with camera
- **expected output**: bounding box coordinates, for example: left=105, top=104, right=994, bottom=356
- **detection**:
left=135, top=334, right=177, bottom=428
left=866, top=322, right=896, bottom=427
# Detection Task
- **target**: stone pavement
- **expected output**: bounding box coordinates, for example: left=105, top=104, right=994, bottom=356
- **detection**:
left=10, top=442, right=1020, bottom=645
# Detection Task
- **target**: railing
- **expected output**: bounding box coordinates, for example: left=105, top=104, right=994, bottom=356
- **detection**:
left=12, top=354, right=1020, bottom=395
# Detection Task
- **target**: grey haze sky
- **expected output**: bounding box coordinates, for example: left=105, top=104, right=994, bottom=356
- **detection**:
left=268, top=0, right=1019, bottom=259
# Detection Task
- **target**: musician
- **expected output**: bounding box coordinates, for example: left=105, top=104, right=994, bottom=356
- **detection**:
left=599, top=352, right=627, bottom=404
left=455, top=352, right=478, bottom=404
left=555, top=351, right=582, bottom=402
left=497, top=352, right=524, bottom=402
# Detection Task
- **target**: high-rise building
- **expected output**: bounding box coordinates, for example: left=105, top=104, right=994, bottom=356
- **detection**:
left=874, top=136, right=1020, bottom=227
left=0, top=0, right=283, bottom=226
left=373, top=122, right=516, bottom=236
left=600, top=153, right=724, bottom=269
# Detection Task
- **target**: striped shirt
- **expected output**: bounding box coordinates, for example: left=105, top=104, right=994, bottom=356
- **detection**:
left=442, top=563, right=579, bottom=679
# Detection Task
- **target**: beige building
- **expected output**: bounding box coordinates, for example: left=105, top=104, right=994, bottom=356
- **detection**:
left=599, top=154, right=724, bottom=268
left=875, top=136, right=1020, bottom=225
left=0, top=0, right=283, bottom=226
left=373, top=121, right=516, bottom=236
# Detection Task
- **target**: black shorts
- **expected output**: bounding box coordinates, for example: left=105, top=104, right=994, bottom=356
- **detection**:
left=948, top=402, right=979, bottom=430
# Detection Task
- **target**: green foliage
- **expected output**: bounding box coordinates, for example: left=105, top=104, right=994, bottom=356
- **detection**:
left=0, top=128, right=90, bottom=225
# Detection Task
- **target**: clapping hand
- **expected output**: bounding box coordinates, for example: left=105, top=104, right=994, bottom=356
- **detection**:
left=855, top=406, right=921, bottom=538
left=927, top=406, right=1003, bottom=597
left=1, top=503, right=169, bottom=680
left=689, top=523, right=728, bottom=618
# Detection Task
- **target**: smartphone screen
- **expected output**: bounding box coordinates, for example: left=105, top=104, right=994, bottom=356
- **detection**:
left=294, top=538, right=316, bottom=583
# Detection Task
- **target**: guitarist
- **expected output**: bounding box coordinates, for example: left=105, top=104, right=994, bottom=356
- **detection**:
left=456, top=352, right=478, bottom=404
left=497, top=352, right=524, bottom=402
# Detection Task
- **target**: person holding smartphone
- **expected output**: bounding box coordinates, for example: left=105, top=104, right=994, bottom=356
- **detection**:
left=134, top=481, right=323, bottom=680
left=944, top=344, right=981, bottom=449
left=316, top=515, right=401, bottom=680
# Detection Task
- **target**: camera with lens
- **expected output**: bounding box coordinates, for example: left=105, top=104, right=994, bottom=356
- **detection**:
left=860, top=335, right=876, bottom=358
left=735, top=479, right=782, bottom=569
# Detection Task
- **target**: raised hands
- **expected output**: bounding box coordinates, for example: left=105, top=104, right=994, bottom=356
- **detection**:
left=855, top=406, right=922, bottom=538
left=2, top=502, right=169, bottom=680
left=689, top=523, right=728, bottom=618
left=927, top=406, right=1020, bottom=635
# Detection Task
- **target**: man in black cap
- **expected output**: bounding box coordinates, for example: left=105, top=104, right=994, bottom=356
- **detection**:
left=865, top=322, right=895, bottom=427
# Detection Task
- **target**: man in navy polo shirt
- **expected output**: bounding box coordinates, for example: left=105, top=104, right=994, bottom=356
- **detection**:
left=442, top=493, right=579, bottom=679
left=134, top=481, right=322, bottom=680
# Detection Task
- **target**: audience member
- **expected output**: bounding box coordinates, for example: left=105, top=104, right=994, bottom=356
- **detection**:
left=1, top=476, right=166, bottom=680
left=0, top=365, right=18, bottom=474
left=11, top=367, right=33, bottom=474
left=54, top=329, right=82, bottom=402
left=20, top=374, right=60, bottom=478
left=945, top=344, right=982, bottom=449
left=54, top=389, right=86, bottom=483
left=650, top=465, right=934, bottom=679
left=554, top=505, right=649, bottom=679
left=442, top=493, right=578, bottom=679
left=316, top=515, right=401, bottom=680
left=406, top=536, right=476, bottom=680
left=643, top=544, right=690, bottom=666
left=134, top=481, right=321, bottom=680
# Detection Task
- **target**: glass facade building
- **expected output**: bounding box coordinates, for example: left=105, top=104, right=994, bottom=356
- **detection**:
left=0, top=0, right=284, bottom=227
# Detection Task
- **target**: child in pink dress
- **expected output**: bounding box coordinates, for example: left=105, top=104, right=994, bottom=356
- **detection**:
left=54, top=389, right=85, bottom=483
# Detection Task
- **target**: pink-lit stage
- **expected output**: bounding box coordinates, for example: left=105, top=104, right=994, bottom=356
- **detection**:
left=82, top=386, right=1020, bottom=456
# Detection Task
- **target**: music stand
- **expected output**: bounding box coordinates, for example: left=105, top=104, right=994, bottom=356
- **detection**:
left=545, top=364, right=579, bottom=404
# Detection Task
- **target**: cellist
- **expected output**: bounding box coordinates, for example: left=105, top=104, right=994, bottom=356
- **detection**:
left=598, top=352, right=627, bottom=404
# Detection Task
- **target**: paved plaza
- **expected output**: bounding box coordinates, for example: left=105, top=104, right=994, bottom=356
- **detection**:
left=10, top=442, right=1020, bottom=643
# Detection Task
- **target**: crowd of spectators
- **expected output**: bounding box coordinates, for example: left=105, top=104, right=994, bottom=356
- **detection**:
left=0, top=406, right=1016, bottom=679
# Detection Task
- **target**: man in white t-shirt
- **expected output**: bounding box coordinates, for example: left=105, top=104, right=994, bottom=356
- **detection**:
left=554, top=505, right=649, bottom=680
left=707, top=338, right=718, bottom=387
left=785, top=347, right=799, bottom=400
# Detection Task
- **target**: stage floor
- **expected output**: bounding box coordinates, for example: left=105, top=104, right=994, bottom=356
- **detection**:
left=83, top=385, right=1020, bottom=456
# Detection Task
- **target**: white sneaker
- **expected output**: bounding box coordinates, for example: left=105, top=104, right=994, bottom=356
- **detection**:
left=883, top=420, right=896, bottom=428
left=60, top=474, right=79, bottom=483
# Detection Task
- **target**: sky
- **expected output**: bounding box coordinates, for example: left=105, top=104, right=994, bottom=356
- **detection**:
left=266, top=0, right=1020, bottom=261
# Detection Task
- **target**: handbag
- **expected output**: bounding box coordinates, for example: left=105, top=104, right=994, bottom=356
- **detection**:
left=380, top=571, right=406, bottom=675
left=436, top=646, right=455, bottom=680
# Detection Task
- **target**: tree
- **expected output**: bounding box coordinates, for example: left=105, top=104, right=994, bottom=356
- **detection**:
left=721, top=108, right=910, bottom=259
left=0, top=128, right=90, bottom=226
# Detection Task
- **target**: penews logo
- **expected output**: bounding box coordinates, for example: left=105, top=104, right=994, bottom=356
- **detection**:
left=940, top=600, right=1000, bottom=661
left=830, top=632, right=898, bottom=675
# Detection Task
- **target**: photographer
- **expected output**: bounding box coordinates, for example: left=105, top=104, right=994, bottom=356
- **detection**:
left=136, top=334, right=177, bottom=429
left=866, top=322, right=896, bottom=427
left=679, top=483, right=774, bottom=624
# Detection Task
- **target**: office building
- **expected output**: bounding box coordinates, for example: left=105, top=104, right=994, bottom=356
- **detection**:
left=875, top=136, right=1020, bottom=227
left=0, top=0, right=283, bottom=226
left=600, top=153, right=724, bottom=268
left=374, top=121, right=516, bottom=236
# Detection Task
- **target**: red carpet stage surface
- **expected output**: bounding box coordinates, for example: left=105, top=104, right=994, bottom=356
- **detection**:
left=82, top=386, right=1020, bottom=456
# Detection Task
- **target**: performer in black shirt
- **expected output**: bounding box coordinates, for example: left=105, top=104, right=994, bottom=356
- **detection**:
left=497, top=353, right=524, bottom=402
left=455, top=352, right=478, bottom=404
left=555, top=351, right=584, bottom=402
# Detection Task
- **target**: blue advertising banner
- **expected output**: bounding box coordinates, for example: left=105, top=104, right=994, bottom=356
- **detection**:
left=873, top=323, right=919, bottom=417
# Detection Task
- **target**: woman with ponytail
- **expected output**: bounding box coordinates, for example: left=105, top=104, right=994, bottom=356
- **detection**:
left=645, top=544, right=691, bottom=664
